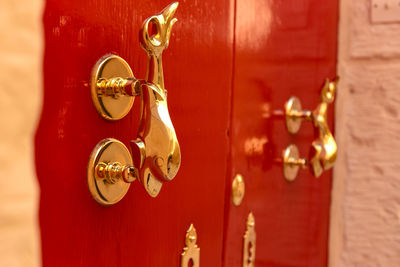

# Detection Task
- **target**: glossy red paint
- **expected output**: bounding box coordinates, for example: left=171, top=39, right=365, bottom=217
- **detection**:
left=223, top=0, right=338, bottom=266
left=36, top=0, right=233, bottom=266
left=36, top=0, right=338, bottom=266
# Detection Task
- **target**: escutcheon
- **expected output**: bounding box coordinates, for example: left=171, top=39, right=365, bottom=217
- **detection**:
left=285, top=96, right=310, bottom=134
left=282, top=144, right=307, bottom=182
left=243, top=212, right=256, bottom=267
left=91, top=55, right=139, bottom=120
left=181, top=224, right=200, bottom=267
left=87, top=138, right=136, bottom=206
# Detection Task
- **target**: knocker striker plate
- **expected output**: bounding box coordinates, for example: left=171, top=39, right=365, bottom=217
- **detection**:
left=88, top=138, right=133, bottom=206
left=91, top=55, right=135, bottom=120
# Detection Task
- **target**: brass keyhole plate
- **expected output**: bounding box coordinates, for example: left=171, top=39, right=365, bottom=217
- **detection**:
left=181, top=224, right=200, bottom=267
left=87, top=138, right=133, bottom=206
left=243, top=212, right=256, bottom=267
left=91, top=54, right=135, bottom=120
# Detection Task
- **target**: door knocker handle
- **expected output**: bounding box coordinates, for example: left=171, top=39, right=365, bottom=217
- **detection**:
left=282, top=78, right=338, bottom=181
left=87, top=2, right=181, bottom=205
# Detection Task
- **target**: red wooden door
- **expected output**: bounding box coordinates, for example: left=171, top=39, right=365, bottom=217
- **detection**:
left=36, top=0, right=233, bottom=266
left=223, top=0, right=339, bottom=266
left=36, top=0, right=339, bottom=266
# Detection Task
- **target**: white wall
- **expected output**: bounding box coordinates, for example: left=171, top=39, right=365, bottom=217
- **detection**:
left=330, top=1, right=400, bottom=266
left=0, top=0, right=41, bottom=266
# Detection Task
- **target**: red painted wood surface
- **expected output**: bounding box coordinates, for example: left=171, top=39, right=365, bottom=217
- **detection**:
left=36, top=0, right=338, bottom=266
left=223, top=0, right=338, bottom=266
left=36, top=0, right=233, bottom=266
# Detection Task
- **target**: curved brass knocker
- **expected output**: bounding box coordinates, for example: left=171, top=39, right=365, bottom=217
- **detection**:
left=88, top=2, right=181, bottom=205
left=132, top=2, right=181, bottom=197
left=283, top=78, right=338, bottom=181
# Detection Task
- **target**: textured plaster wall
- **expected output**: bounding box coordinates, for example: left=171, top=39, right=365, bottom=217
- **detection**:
left=0, top=0, right=41, bottom=266
left=330, top=1, right=400, bottom=266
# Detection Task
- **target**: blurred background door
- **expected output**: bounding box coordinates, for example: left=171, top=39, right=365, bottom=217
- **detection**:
left=223, top=0, right=338, bottom=266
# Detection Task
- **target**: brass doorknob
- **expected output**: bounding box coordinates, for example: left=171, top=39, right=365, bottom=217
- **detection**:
left=88, top=2, right=181, bottom=205
left=282, top=78, right=338, bottom=181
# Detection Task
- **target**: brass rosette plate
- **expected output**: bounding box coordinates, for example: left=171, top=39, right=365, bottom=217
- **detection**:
left=285, top=96, right=303, bottom=134
left=283, top=144, right=301, bottom=182
left=91, top=55, right=135, bottom=120
left=87, top=138, right=133, bottom=206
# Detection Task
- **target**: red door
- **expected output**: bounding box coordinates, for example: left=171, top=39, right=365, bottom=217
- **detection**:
left=35, top=0, right=338, bottom=266
left=223, top=1, right=338, bottom=266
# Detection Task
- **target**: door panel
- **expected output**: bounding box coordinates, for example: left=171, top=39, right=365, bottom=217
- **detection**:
left=223, top=0, right=338, bottom=266
left=36, top=1, right=233, bottom=266
left=36, top=0, right=339, bottom=266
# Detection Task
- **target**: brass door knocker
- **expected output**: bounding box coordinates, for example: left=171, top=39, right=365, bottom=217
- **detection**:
left=88, top=2, right=181, bottom=205
left=282, top=78, right=338, bottom=181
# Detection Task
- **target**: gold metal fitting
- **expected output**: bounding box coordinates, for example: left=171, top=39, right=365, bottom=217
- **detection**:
left=232, top=174, right=245, bottom=206
left=284, top=78, right=338, bottom=134
left=91, top=55, right=138, bottom=121
left=88, top=2, right=181, bottom=205
left=282, top=144, right=308, bottom=182
left=88, top=138, right=134, bottom=206
left=96, top=77, right=141, bottom=98
left=131, top=1, right=181, bottom=198
left=95, top=162, right=137, bottom=184
left=181, top=224, right=200, bottom=267
left=281, top=78, right=339, bottom=180
left=243, top=213, right=256, bottom=267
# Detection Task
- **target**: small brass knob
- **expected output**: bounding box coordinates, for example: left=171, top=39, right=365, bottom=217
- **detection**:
left=95, top=162, right=138, bottom=184
left=96, top=77, right=141, bottom=98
